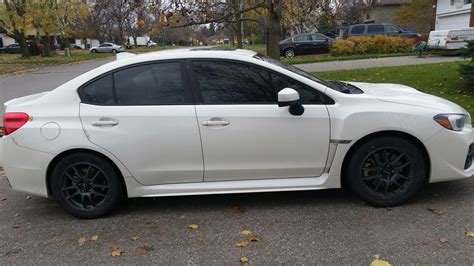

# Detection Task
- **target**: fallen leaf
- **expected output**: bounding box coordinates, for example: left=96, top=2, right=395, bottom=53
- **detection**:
left=439, top=238, right=449, bottom=243
left=78, top=237, right=86, bottom=246
left=240, top=255, right=249, bottom=263
left=360, top=217, right=369, bottom=224
left=235, top=240, right=250, bottom=248
left=240, top=230, right=252, bottom=236
left=111, top=246, right=123, bottom=257
left=465, top=231, right=474, bottom=238
left=188, top=224, right=199, bottom=230
left=144, top=219, right=153, bottom=225
left=428, top=208, right=443, bottom=215
left=249, top=235, right=262, bottom=242
left=231, top=204, right=246, bottom=213
left=180, top=214, right=186, bottom=219
left=135, top=247, right=147, bottom=255
left=371, top=259, right=391, bottom=266
left=91, top=235, right=99, bottom=241
left=131, top=236, right=140, bottom=241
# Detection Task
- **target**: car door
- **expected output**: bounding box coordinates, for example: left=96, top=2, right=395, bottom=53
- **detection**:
left=189, top=59, right=330, bottom=182
left=79, top=61, right=204, bottom=185
left=386, top=25, right=401, bottom=37
left=293, top=35, right=313, bottom=55
left=367, top=24, right=385, bottom=37
left=310, top=34, right=329, bottom=53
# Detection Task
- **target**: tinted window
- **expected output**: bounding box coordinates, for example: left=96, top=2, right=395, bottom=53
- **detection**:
left=311, top=34, right=326, bottom=41
left=114, top=62, right=185, bottom=105
left=270, top=73, right=323, bottom=104
left=350, top=25, right=365, bottom=35
left=294, top=35, right=311, bottom=42
left=368, top=25, right=385, bottom=34
left=81, top=74, right=115, bottom=105
left=386, top=25, right=400, bottom=34
left=192, top=61, right=275, bottom=104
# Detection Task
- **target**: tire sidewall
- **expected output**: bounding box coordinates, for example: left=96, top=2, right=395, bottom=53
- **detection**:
left=345, top=136, right=426, bottom=206
left=50, top=153, right=123, bottom=219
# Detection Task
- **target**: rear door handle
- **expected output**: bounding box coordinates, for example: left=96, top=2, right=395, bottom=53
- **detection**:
left=91, top=119, right=119, bottom=127
left=202, top=120, right=230, bottom=126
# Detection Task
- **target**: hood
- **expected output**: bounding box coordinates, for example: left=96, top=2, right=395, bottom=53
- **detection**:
left=347, top=82, right=464, bottom=113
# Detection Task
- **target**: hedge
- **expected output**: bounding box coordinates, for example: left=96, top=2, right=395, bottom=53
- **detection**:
left=330, top=36, right=416, bottom=56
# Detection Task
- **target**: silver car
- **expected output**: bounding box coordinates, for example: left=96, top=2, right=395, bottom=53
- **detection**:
left=90, top=43, right=125, bottom=53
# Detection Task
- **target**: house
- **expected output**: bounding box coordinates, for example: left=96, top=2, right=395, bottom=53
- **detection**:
left=433, top=0, right=474, bottom=30
left=364, top=0, right=412, bottom=25
left=0, top=27, right=17, bottom=48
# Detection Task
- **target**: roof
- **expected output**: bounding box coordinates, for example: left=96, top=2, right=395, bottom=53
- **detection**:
left=133, top=47, right=259, bottom=60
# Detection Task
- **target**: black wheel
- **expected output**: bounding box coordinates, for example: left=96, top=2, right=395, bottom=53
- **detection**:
left=91, top=49, right=97, bottom=53
left=111, top=49, right=117, bottom=54
left=284, top=48, right=295, bottom=58
left=345, top=136, right=426, bottom=207
left=50, top=153, right=123, bottom=219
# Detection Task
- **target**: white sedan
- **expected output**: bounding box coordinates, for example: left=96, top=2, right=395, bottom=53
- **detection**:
left=1, top=49, right=472, bottom=218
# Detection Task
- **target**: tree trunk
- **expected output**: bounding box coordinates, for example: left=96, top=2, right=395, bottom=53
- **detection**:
left=267, top=3, right=281, bottom=60
left=44, top=35, right=52, bottom=56
left=235, top=23, right=243, bottom=49
left=17, top=34, right=30, bottom=58
left=133, top=36, right=138, bottom=48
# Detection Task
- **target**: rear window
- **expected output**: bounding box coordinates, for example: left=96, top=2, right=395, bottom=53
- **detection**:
left=81, top=74, right=115, bottom=105
left=350, top=25, right=365, bottom=35
left=368, top=25, right=385, bottom=35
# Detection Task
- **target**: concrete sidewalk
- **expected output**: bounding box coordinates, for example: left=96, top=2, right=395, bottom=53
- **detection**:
left=295, top=55, right=464, bottom=72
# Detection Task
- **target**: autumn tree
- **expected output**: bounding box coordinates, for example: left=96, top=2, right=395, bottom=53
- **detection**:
left=395, top=0, right=434, bottom=34
left=0, top=0, right=34, bottom=57
left=31, top=0, right=58, bottom=56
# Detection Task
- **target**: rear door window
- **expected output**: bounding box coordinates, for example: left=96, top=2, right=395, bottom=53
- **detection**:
left=368, top=25, right=385, bottom=35
left=350, top=25, right=365, bottom=35
left=294, top=35, right=311, bottom=42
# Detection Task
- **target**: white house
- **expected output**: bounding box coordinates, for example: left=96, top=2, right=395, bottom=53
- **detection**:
left=0, top=28, right=17, bottom=48
left=434, top=0, right=474, bottom=30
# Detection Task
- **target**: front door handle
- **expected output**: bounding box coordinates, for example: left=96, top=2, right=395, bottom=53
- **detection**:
left=91, top=119, right=119, bottom=127
left=202, top=120, right=230, bottom=126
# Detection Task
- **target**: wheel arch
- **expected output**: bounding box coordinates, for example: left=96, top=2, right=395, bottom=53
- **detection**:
left=340, top=130, right=431, bottom=188
left=46, top=148, right=128, bottom=198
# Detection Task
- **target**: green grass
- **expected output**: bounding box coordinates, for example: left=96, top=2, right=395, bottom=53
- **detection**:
left=315, top=61, right=474, bottom=116
left=0, top=51, right=111, bottom=65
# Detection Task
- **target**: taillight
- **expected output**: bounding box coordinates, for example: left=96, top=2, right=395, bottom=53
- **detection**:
left=3, top=112, right=29, bottom=136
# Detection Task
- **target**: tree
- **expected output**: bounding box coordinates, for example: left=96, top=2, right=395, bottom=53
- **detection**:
left=395, top=0, right=434, bottom=34
left=31, top=0, right=58, bottom=56
left=459, top=40, right=474, bottom=87
left=281, top=0, right=320, bottom=36
left=0, top=0, right=34, bottom=57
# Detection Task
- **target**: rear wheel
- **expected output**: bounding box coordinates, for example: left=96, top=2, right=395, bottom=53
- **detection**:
left=50, top=153, right=123, bottom=219
left=284, top=48, right=295, bottom=58
left=345, top=136, right=426, bottom=207
left=91, top=49, right=97, bottom=53
left=111, top=49, right=117, bottom=54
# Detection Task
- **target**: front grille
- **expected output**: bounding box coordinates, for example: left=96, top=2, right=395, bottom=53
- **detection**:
left=465, top=144, right=474, bottom=169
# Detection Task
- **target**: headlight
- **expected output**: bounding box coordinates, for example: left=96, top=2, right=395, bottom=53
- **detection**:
left=434, top=114, right=466, bottom=131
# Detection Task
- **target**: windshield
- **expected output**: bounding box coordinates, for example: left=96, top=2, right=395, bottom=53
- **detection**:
left=253, top=54, right=347, bottom=93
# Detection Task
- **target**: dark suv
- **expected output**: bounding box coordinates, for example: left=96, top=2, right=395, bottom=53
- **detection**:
left=343, top=23, right=420, bottom=39
left=279, top=33, right=333, bottom=58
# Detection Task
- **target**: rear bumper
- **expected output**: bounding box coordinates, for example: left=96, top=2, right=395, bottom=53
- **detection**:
left=1, top=136, right=53, bottom=197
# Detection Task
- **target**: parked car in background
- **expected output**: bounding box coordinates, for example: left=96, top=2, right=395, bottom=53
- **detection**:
left=147, top=40, right=157, bottom=47
left=279, top=33, right=333, bottom=58
left=90, top=43, right=125, bottom=53
left=343, top=23, right=421, bottom=39
left=0, top=43, right=21, bottom=54
left=428, top=28, right=474, bottom=50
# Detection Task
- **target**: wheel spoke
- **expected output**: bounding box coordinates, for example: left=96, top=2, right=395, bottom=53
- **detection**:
left=374, top=179, right=382, bottom=192
left=93, top=184, right=108, bottom=189
left=384, top=181, right=390, bottom=194
left=391, top=152, right=405, bottom=164
left=66, top=191, right=80, bottom=200
left=395, top=173, right=411, bottom=181
left=65, top=172, right=76, bottom=182
left=383, top=149, right=390, bottom=163
left=395, top=161, right=411, bottom=171
left=90, top=171, right=101, bottom=182
left=72, top=166, right=82, bottom=178
left=62, top=185, right=76, bottom=192
left=361, top=176, right=377, bottom=180
left=84, top=165, right=92, bottom=179
left=92, top=190, right=107, bottom=197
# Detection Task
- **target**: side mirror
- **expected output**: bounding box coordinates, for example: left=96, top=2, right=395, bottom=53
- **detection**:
left=278, top=88, right=305, bottom=116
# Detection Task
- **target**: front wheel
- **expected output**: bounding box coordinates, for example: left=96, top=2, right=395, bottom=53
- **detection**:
left=91, top=49, right=97, bottom=53
left=50, top=153, right=123, bottom=219
left=344, top=136, right=426, bottom=207
left=111, top=49, right=117, bottom=54
left=284, top=48, right=295, bottom=58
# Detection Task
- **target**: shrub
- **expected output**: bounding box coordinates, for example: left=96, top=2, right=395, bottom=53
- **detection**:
left=330, top=36, right=415, bottom=56
left=459, top=40, right=474, bottom=87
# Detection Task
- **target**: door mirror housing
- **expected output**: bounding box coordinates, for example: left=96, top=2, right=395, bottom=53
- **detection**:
left=278, top=88, right=300, bottom=107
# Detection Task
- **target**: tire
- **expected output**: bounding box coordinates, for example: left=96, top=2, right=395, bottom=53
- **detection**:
left=344, top=136, right=426, bottom=207
left=284, top=48, right=295, bottom=58
left=91, top=49, right=97, bottom=53
left=50, top=153, right=123, bottom=219
left=111, top=49, right=117, bottom=54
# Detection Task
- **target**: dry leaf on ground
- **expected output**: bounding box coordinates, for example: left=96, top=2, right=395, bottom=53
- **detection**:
left=428, top=208, right=443, bottom=215
left=188, top=224, right=199, bottom=230
left=144, top=219, right=153, bottom=225
left=240, top=230, right=252, bottom=236
left=240, top=256, right=249, bottom=263
left=91, top=235, right=99, bottom=241
left=131, top=236, right=140, bottom=241
left=465, top=231, right=474, bottom=238
left=439, top=238, right=449, bottom=243
left=111, top=246, right=123, bottom=257
left=231, top=204, right=246, bottom=213
left=250, top=235, right=262, bottom=242
left=180, top=214, right=186, bottom=219
left=78, top=237, right=86, bottom=246
left=235, top=240, right=250, bottom=248
left=371, top=259, right=391, bottom=266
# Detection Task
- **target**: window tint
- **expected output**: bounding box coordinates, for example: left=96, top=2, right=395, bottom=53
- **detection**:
left=350, top=25, right=365, bottom=35
left=294, top=35, right=311, bottom=42
left=386, top=25, right=400, bottom=34
left=81, top=74, right=115, bottom=105
left=192, top=61, right=275, bottom=104
left=368, top=25, right=385, bottom=34
left=311, top=34, right=326, bottom=41
left=270, top=73, right=323, bottom=104
left=114, top=62, right=185, bottom=105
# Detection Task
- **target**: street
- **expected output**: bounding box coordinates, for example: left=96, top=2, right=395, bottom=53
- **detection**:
left=0, top=57, right=473, bottom=264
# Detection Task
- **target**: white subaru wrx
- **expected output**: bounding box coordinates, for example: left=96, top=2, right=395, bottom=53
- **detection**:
left=1, top=49, right=473, bottom=218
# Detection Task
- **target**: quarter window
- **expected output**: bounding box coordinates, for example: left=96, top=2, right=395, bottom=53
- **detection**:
left=81, top=74, right=115, bottom=105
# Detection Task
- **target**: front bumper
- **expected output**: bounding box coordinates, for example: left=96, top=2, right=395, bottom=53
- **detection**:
left=425, top=126, right=474, bottom=182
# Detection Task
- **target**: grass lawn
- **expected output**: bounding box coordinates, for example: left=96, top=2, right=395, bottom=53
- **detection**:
left=315, top=61, right=474, bottom=116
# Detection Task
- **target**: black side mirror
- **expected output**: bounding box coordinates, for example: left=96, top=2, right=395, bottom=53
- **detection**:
left=289, top=101, right=305, bottom=116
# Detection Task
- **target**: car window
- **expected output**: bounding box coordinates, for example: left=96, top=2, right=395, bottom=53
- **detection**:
left=192, top=60, right=275, bottom=104
left=270, top=73, right=323, bottom=104
left=311, top=34, right=326, bottom=41
left=368, top=25, right=385, bottom=35
left=114, top=62, right=185, bottom=105
left=350, top=25, right=365, bottom=35
left=81, top=74, right=115, bottom=105
left=386, top=25, right=400, bottom=34
left=294, top=35, right=311, bottom=42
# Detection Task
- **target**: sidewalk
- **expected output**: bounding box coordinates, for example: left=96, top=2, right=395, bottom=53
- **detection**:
left=295, top=55, right=464, bottom=72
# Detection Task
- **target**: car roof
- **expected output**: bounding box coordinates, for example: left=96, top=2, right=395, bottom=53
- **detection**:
left=350, top=23, right=394, bottom=27
left=132, top=48, right=259, bottom=60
